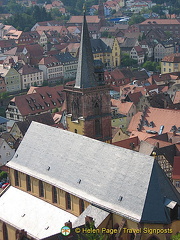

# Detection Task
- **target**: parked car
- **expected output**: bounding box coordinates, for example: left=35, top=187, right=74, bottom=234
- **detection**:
left=2, top=183, right=9, bottom=189
left=0, top=181, right=6, bottom=188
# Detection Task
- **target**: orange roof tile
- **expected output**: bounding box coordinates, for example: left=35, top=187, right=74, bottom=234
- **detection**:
left=128, top=107, right=180, bottom=134
left=112, top=136, right=139, bottom=150
left=145, top=138, right=173, bottom=148
left=162, top=53, right=180, bottom=62
left=139, top=19, right=180, bottom=25
left=130, top=130, right=157, bottom=141
left=111, top=99, right=134, bottom=115
left=68, top=16, right=100, bottom=24
left=173, top=91, right=180, bottom=104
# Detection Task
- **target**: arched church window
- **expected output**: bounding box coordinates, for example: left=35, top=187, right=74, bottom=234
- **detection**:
left=94, top=102, right=101, bottom=115
left=95, top=119, right=101, bottom=136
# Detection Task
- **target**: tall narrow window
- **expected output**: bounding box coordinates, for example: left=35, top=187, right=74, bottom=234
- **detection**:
left=3, top=223, right=8, bottom=240
left=39, top=180, right=44, bottom=197
left=26, top=175, right=31, bottom=191
left=66, top=193, right=71, bottom=210
left=14, top=170, right=19, bottom=186
left=95, top=119, right=101, bottom=136
left=94, top=102, right=101, bottom=115
left=52, top=186, right=57, bottom=203
left=79, top=199, right=85, bottom=214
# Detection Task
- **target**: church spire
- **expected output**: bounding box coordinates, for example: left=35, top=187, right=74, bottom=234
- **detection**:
left=74, top=6, right=96, bottom=89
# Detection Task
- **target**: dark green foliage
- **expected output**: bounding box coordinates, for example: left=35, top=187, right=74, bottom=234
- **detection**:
left=129, top=14, right=145, bottom=25
left=171, top=233, right=180, bottom=240
left=121, top=53, right=138, bottom=67
left=0, top=171, right=7, bottom=181
left=3, top=5, right=52, bottom=31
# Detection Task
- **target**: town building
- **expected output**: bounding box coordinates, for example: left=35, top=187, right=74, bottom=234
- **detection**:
left=0, top=66, right=21, bottom=93
left=6, top=86, right=64, bottom=121
left=139, top=19, right=180, bottom=37
left=154, top=40, right=174, bottom=62
left=64, top=14, right=112, bottom=143
left=0, top=137, right=15, bottom=166
left=130, top=45, right=145, bottom=64
left=161, top=53, right=180, bottom=74
left=17, top=64, right=44, bottom=89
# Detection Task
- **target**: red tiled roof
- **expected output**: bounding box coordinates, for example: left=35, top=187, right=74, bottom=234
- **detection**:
left=111, top=99, right=134, bottom=115
left=127, top=91, right=142, bottom=104
left=128, top=107, right=180, bottom=133
left=68, top=16, right=100, bottom=24
left=139, top=19, right=180, bottom=25
left=172, top=156, right=180, bottom=179
left=11, top=86, right=64, bottom=117
left=130, top=130, right=157, bottom=141
left=112, top=136, right=139, bottom=150
left=173, top=91, right=180, bottom=104
left=161, top=53, right=180, bottom=62
left=145, top=138, right=173, bottom=148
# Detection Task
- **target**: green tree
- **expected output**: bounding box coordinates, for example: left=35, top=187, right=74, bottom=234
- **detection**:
left=129, top=14, right=145, bottom=25
left=0, top=171, right=7, bottom=180
left=171, top=233, right=180, bottom=240
left=121, top=53, right=138, bottom=67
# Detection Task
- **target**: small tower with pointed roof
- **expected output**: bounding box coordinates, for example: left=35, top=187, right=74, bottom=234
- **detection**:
left=64, top=9, right=112, bottom=143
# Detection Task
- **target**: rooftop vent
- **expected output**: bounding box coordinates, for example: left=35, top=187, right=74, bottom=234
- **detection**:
left=77, top=179, right=81, bottom=184
left=118, top=196, right=123, bottom=202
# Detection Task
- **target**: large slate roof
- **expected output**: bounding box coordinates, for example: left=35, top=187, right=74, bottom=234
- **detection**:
left=6, top=122, right=180, bottom=224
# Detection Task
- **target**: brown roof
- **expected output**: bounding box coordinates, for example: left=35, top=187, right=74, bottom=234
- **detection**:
left=18, top=64, right=43, bottom=75
left=128, top=107, right=180, bottom=134
left=111, top=99, right=134, bottom=115
left=162, top=53, right=180, bottom=62
left=112, top=136, right=139, bottom=150
left=38, top=56, right=60, bottom=66
left=11, top=86, right=64, bottom=117
left=139, top=19, right=180, bottom=25
left=145, top=138, right=173, bottom=148
left=130, top=130, right=157, bottom=141
left=172, top=156, right=180, bottom=179
left=68, top=16, right=100, bottom=24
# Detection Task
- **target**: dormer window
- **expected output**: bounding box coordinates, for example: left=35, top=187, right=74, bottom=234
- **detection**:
left=149, top=121, right=154, bottom=128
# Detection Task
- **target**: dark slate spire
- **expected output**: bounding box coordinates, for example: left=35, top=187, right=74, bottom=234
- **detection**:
left=74, top=8, right=96, bottom=89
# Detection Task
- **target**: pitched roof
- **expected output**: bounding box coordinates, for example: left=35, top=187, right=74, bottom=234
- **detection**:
left=75, top=14, right=97, bottom=89
left=0, top=186, right=77, bottom=239
left=10, top=86, right=64, bottom=117
left=18, top=64, right=43, bottom=75
left=139, top=19, right=180, bottom=25
left=68, top=15, right=100, bottom=24
left=112, top=136, right=139, bottom=150
left=91, top=39, right=111, bottom=53
left=162, top=53, right=180, bottom=62
left=111, top=99, right=134, bottom=115
left=6, top=122, right=180, bottom=224
left=128, top=107, right=180, bottom=134
left=173, top=91, right=180, bottom=104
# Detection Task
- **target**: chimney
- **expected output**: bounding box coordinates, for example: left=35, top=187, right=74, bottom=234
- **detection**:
left=65, top=220, right=72, bottom=229
left=156, top=142, right=159, bottom=149
left=85, top=216, right=94, bottom=225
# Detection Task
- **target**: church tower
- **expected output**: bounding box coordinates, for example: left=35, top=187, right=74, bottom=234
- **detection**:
left=98, top=0, right=105, bottom=20
left=64, top=11, right=112, bottom=143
